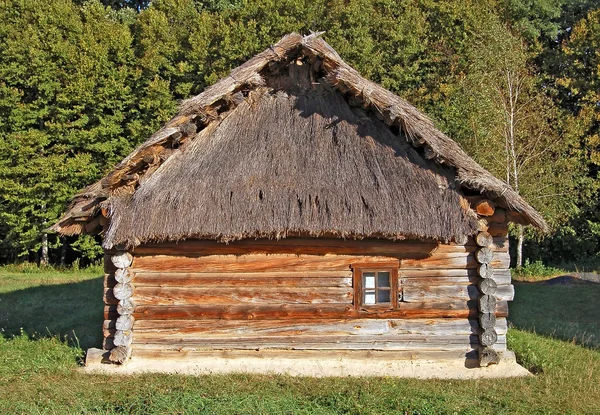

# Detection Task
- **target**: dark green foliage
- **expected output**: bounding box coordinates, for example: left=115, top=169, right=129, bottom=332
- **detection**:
left=0, top=0, right=598, bottom=265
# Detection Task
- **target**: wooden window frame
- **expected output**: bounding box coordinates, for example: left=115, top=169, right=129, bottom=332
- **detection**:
left=352, top=262, right=399, bottom=311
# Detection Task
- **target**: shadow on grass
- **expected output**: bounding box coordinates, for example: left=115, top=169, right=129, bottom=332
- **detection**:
left=510, top=281, right=600, bottom=350
left=0, top=277, right=104, bottom=350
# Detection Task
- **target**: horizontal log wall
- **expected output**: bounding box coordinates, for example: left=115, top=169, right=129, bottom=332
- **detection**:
left=103, top=235, right=512, bottom=353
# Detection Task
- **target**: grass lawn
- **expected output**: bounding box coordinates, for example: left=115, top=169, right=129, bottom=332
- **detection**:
left=0, top=269, right=599, bottom=414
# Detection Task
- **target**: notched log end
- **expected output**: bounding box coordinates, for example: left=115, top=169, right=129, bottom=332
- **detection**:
left=108, top=345, right=131, bottom=364
left=478, top=347, right=500, bottom=367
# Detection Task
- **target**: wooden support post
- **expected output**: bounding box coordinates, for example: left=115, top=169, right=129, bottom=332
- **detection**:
left=107, top=250, right=135, bottom=364
left=474, top=227, right=501, bottom=366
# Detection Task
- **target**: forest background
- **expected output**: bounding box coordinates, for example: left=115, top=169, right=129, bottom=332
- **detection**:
left=0, top=0, right=599, bottom=269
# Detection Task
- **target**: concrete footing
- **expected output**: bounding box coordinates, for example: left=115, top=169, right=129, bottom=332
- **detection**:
left=83, top=348, right=531, bottom=378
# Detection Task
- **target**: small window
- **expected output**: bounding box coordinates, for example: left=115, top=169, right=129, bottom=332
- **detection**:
left=353, top=264, right=399, bottom=309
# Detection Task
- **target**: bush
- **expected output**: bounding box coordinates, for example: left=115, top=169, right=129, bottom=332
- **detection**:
left=512, top=259, right=563, bottom=280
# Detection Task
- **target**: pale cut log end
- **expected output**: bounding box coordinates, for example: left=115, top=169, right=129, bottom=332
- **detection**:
left=109, top=345, right=131, bottom=364
left=115, top=314, right=135, bottom=331
left=117, top=298, right=137, bottom=315
left=113, top=282, right=135, bottom=300
left=480, top=328, right=498, bottom=347
left=476, top=231, right=493, bottom=247
left=477, top=278, right=498, bottom=295
left=475, top=200, right=496, bottom=216
left=113, top=330, right=133, bottom=347
left=115, top=268, right=133, bottom=283
left=111, top=252, right=133, bottom=269
left=479, top=347, right=500, bottom=367
left=476, top=247, right=494, bottom=264
left=478, top=263, right=494, bottom=279
left=477, top=219, right=489, bottom=232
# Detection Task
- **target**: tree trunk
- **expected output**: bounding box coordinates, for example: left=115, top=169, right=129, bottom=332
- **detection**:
left=516, top=224, right=524, bottom=269
left=60, top=236, right=67, bottom=267
left=40, top=232, right=49, bottom=266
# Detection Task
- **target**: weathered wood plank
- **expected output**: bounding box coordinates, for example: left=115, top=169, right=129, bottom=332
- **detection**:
left=104, top=305, right=118, bottom=320
left=133, top=272, right=352, bottom=287
left=131, top=254, right=399, bottom=273
left=132, top=318, right=508, bottom=337
left=104, top=273, right=117, bottom=289
left=133, top=238, right=474, bottom=257
left=400, top=252, right=509, bottom=269
left=132, top=286, right=354, bottom=305
left=401, top=284, right=514, bottom=302
left=399, top=269, right=511, bottom=285
left=132, top=334, right=506, bottom=350
left=133, top=301, right=509, bottom=320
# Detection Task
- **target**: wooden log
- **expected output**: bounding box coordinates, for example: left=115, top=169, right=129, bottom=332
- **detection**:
left=133, top=301, right=509, bottom=321
left=103, top=288, right=117, bottom=305
left=479, top=313, right=496, bottom=329
left=132, top=333, right=497, bottom=349
left=477, top=278, right=498, bottom=295
left=104, top=305, right=118, bottom=320
left=479, top=328, right=498, bottom=347
left=478, top=263, right=494, bottom=279
left=117, top=298, right=136, bottom=315
left=113, top=283, right=135, bottom=300
left=477, top=219, right=489, bottom=232
left=399, top=268, right=511, bottom=285
left=132, top=318, right=507, bottom=342
left=131, top=254, right=399, bottom=273
left=133, top=318, right=506, bottom=337
left=104, top=254, right=118, bottom=274
left=109, top=345, right=130, bottom=364
left=476, top=232, right=493, bottom=247
left=115, top=268, right=133, bottom=283
left=133, top=339, right=481, bottom=351
left=133, top=272, right=352, bottom=288
left=116, top=314, right=135, bottom=331
left=479, top=295, right=497, bottom=313
left=475, top=247, right=494, bottom=264
left=131, top=286, right=353, bottom=306
left=111, top=252, right=132, bottom=269
left=103, top=319, right=116, bottom=330
left=113, top=330, right=133, bottom=347
left=475, top=200, right=496, bottom=216
left=479, top=347, right=500, bottom=367
left=401, top=284, right=513, bottom=302
left=400, top=251, right=509, bottom=270
left=134, top=238, right=442, bottom=257
left=104, top=273, right=117, bottom=289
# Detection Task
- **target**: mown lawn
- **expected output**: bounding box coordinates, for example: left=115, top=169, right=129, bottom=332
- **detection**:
left=0, top=269, right=599, bottom=414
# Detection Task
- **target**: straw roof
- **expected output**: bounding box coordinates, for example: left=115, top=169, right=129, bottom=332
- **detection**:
left=51, top=33, right=547, bottom=249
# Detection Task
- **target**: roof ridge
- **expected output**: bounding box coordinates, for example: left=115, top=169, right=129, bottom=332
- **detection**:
left=50, top=32, right=547, bottom=237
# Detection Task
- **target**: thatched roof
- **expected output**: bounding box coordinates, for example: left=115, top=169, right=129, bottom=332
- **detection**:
left=51, top=33, right=547, bottom=249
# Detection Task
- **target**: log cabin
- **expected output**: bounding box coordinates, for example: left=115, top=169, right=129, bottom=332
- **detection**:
left=51, top=33, right=546, bottom=375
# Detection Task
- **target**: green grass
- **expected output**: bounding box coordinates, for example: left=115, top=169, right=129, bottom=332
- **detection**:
left=1, top=269, right=599, bottom=414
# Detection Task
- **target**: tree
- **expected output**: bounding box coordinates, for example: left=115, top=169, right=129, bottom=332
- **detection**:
left=440, top=15, right=583, bottom=266
left=0, top=0, right=139, bottom=262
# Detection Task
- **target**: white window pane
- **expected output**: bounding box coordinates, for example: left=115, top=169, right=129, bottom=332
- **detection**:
left=364, top=273, right=375, bottom=289
left=364, top=292, right=376, bottom=305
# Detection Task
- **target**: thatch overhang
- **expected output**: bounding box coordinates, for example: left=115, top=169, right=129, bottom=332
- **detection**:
left=51, top=33, right=547, bottom=249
